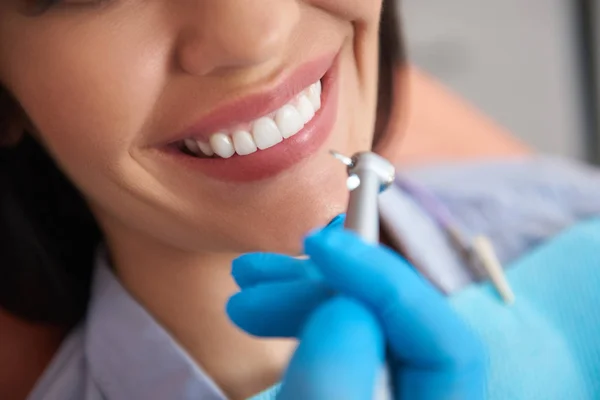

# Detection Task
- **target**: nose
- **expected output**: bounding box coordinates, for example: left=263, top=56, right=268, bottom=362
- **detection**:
left=176, top=0, right=300, bottom=76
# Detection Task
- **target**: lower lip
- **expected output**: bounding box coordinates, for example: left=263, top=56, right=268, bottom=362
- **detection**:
left=163, top=57, right=340, bottom=182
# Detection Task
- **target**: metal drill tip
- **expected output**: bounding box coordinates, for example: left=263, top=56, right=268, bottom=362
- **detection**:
left=329, top=150, right=354, bottom=167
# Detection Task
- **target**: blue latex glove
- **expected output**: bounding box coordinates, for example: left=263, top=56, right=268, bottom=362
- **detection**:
left=227, top=218, right=486, bottom=399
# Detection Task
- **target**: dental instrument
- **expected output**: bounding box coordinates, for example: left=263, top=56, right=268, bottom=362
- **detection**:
left=330, top=150, right=395, bottom=400
left=395, top=176, right=515, bottom=304
left=330, top=150, right=395, bottom=243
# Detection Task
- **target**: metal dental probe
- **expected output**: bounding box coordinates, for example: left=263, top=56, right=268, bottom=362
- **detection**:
left=330, top=150, right=396, bottom=400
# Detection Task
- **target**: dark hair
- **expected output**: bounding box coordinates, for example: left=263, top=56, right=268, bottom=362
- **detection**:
left=0, top=0, right=405, bottom=327
left=376, top=0, right=405, bottom=143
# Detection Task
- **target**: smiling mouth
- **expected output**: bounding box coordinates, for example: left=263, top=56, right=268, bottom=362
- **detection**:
left=159, top=51, right=340, bottom=182
left=176, top=79, right=323, bottom=159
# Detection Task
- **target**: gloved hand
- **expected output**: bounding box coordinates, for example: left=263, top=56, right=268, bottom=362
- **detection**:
left=227, top=217, right=486, bottom=399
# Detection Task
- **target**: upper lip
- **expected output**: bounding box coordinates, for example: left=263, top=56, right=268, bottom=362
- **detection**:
left=164, top=52, right=336, bottom=144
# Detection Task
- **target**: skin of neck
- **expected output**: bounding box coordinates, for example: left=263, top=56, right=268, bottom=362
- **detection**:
left=101, top=214, right=296, bottom=400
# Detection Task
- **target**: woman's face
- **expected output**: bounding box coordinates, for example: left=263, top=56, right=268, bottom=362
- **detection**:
left=0, top=0, right=383, bottom=255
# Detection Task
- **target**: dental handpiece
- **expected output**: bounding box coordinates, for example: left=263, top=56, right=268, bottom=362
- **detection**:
left=330, top=150, right=395, bottom=243
left=331, top=150, right=396, bottom=400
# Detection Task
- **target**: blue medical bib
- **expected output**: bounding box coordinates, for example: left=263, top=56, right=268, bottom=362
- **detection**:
left=451, top=217, right=600, bottom=399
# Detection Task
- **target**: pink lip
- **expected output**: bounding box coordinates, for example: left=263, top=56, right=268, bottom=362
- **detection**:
left=160, top=51, right=340, bottom=182
left=169, top=52, right=337, bottom=143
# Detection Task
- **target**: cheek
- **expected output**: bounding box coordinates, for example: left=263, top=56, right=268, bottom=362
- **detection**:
left=1, top=9, right=171, bottom=182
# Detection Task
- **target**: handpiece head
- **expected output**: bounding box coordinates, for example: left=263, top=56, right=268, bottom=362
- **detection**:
left=331, top=150, right=395, bottom=191
left=349, top=151, right=395, bottom=190
left=330, top=150, right=395, bottom=243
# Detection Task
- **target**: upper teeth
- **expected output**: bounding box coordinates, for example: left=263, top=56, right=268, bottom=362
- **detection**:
left=184, top=80, right=322, bottom=158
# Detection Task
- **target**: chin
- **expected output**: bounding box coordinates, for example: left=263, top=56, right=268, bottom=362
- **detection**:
left=250, top=193, right=347, bottom=254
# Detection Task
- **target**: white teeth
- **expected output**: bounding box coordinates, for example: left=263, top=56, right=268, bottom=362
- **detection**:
left=275, top=104, right=304, bottom=139
left=184, top=79, right=322, bottom=158
left=307, top=82, right=321, bottom=111
left=210, top=132, right=235, bottom=158
left=197, top=140, right=214, bottom=156
left=184, top=138, right=214, bottom=157
left=232, top=130, right=257, bottom=155
left=296, top=94, right=315, bottom=124
left=252, top=117, right=283, bottom=150
left=315, top=79, right=322, bottom=94
left=184, top=138, right=201, bottom=155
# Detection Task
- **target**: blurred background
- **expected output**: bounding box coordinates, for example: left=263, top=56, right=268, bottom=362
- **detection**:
left=401, top=0, right=599, bottom=162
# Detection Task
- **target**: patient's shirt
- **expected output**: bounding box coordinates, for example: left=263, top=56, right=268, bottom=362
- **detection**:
left=27, top=156, right=600, bottom=400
